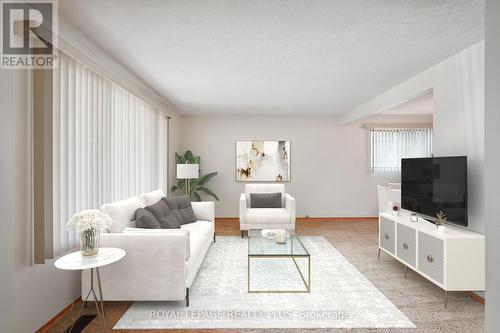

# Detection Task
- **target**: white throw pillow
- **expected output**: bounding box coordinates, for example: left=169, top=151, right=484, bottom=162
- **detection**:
left=101, top=196, right=143, bottom=233
left=140, top=189, right=166, bottom=206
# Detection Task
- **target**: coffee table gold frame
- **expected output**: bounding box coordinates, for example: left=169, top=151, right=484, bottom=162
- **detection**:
left=247, top=255, right=311, bottom=293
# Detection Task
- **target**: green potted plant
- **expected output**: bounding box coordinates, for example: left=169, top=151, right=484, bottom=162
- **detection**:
left=171, top=150, right=219, bottom=202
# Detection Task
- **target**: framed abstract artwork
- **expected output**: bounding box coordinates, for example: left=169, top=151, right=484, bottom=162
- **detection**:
left=236, top=140, right=291, bottom=182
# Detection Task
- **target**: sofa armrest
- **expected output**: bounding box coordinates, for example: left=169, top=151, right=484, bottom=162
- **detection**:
left=191, top=201, right=215, bottom=222
left=83, top=232, right=189, bottom=300
left=285, top=193, right=296, bottom=223
left=239, top=193, right=247, bottom=224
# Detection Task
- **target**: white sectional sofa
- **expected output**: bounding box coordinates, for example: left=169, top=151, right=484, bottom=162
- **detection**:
left=82, top=190, right=215, bottom=306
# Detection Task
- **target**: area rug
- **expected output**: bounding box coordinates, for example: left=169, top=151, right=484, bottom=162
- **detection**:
left=114, top=236, right=415, bottom=329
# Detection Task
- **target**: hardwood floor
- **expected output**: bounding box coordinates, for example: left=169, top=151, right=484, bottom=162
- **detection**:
left=48, top=219, right=484, bottom=333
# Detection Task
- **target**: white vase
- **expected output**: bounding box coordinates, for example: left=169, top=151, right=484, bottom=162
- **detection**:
left=276, top=229, right=286, bottom=244
left=437, top=225, right=446, bottom=234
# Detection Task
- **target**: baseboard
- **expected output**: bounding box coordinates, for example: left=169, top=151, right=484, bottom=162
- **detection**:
left=215, top=217, right=378, bottom=222
left=297, top=216, right=378, bottom=222
left=465, top=291, right=485, bottom=304
left=36, top=297, right=81, bottom=333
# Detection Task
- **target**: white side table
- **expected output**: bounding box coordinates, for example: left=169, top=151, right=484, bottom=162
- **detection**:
left=55, top=247, right=126, bottom=332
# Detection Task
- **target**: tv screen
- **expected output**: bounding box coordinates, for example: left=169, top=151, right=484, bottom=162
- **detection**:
left=401, top=156, right=468, bottom=227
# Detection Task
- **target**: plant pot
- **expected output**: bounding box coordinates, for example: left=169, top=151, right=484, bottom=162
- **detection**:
left=437, top=225, right=446, bottom=234
left=80, top=229, right=100, bottom=256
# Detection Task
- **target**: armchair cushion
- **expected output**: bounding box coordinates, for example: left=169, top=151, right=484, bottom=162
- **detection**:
left=250, top=192, right=282, bottom=208
left=245, top=184, right=285, bottom=207
left=245, top=208, right=291, bottom=225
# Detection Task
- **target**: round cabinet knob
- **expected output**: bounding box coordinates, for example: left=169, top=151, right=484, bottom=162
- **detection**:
left=384, top=234, right=390, bottom=239
left=426, top=255, right=433, bottom=263
left=403, top=242, right=408, bottom=250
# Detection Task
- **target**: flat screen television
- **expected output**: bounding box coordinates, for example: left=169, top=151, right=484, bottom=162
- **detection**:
left=401, top=156, right=468, bottom=227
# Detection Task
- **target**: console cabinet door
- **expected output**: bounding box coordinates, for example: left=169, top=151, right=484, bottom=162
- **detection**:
left=418, top=232, right=444, bottom=284
left=379, top=217, right=395, bottom=255
left=396, top=223, right=417, bottom=267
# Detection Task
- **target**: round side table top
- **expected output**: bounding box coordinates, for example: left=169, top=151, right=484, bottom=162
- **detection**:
left=54, top=247, right=126, bottom=271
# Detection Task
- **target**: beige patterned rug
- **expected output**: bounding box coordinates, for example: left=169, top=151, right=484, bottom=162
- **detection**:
left=114, top=236, right=415, bottom=329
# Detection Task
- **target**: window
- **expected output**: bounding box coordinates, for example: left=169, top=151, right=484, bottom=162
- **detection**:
left=370, top=128, right=433, bottom=173
left=52, top=53, right=169, bottom=255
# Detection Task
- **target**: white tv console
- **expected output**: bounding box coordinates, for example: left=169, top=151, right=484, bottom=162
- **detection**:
left=378, top=211, right=485, bottom=307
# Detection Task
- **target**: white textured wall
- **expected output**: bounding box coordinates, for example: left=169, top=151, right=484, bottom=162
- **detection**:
left=485, top=0, right=500, bottom=331
left=178, top=116, right=408, bottom=217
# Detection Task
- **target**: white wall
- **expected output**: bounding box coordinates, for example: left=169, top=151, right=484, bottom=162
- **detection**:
left=178, top=115, right=413, bottom=217
left=485, top=0, right=500, bottom=331
left=0, top=70, right=81, bottom=333
left=433, top=43, right=485, bottom=234
left=340, top=41, right=485, bottom=234
left=169, top=116, right=183, bottom=194
left=0, top=69, right=18, bottom=333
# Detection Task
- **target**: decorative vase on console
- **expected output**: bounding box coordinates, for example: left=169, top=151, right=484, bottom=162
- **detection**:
left=392, top=203, right=400, bottom=216
left=435, top=210, right=447, bottom=234
left=66, top=209, right=112, bottom=256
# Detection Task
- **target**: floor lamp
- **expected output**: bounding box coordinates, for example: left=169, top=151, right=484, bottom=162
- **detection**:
left=176, top=163, right=199, bottom=197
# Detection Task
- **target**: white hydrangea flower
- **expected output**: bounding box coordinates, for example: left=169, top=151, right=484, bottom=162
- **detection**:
left=66, top=209, right=112, bottom=232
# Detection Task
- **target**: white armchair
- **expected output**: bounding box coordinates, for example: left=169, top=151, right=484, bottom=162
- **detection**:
left=239, top=184, right=296, bottom=237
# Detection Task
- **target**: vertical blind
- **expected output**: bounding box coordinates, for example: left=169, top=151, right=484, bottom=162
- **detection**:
left=52, top=53, right=169, bottom=255
left=370, top=128, right=433, bottom=173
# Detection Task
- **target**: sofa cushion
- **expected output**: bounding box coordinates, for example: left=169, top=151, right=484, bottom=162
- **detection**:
left=145, top=199, right=181, bottom=229
left=140, top=189, right=165, bottom=206
left=250, top=192, right=282, bottom=208
left=245, top=208, right=291, bottom=224
left=163, top=196, right=196, bottom=225
left=122, top=227, right=191, bottom=260
left=101, top=196, right=143, bottom=233
left=134, top=208, right=161, bottom=229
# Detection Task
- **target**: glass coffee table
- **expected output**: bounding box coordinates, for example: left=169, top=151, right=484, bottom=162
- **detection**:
left=247, top=229, right=310, bottom=293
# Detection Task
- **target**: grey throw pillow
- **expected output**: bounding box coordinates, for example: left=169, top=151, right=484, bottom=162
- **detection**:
left=134, top=208, right=161, bottom=229
left=145, top=199, right=181, bottom=229
left=250, top=192, right=282, bottom=208
left=163, top=196, right=197, bottom=225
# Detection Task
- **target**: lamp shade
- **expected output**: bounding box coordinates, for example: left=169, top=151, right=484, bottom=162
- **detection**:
left=177, top=164, right=199, bottom=179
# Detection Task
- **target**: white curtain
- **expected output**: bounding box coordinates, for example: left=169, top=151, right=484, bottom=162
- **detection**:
left=52, top=53, right=169, bottom=255
left=370, top=128, right=433, bottom=173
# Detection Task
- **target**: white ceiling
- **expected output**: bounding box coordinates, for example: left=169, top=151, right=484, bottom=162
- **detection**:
left=59, top=0, right=484, bottom=116
left=383, top=90, right=434, bottom=115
